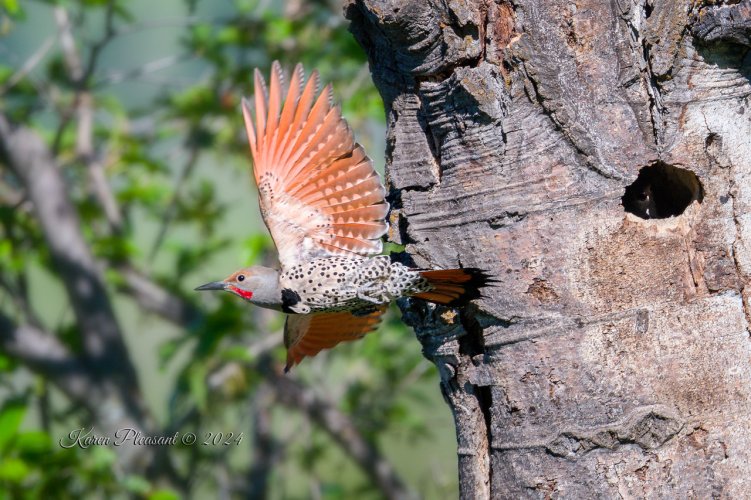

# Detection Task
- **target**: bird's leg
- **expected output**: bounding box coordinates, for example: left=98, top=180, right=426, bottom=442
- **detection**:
left=356, top=292, right=382, bottom=304
left=356, top=283, right=386, bottom=304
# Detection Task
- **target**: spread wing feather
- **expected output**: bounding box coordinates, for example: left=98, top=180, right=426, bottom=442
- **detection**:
left=284, top=308, right=386, bottom=370
left=243, top=62, right=388, bottom=269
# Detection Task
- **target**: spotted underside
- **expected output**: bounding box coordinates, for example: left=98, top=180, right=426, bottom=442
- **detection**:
left=280, top=255, right=431, bottom=314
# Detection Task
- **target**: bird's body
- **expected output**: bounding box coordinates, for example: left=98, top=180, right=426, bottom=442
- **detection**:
left=279, top=256, right=431, bottom=314
left=196, top=62, right=493, bottom=370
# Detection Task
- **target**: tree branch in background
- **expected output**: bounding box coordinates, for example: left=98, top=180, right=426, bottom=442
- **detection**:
left=266, top=364, right=414, bottom=500
left=97, top=54, right=193, bottom=86
left=0, top=311, right=148, bottom=470
left=116, top=265, right=203, bottom=326
left=0, top=273, right=44, bottom=331
left=54, top=2, right=117, bottom=88
left=0, top=35, right=56, bottom=96
left=53, top=7, right=84, bottom=82
left=246, top=384, right=282, bottom=500
left=0, top=312, right=94, bottom=405
left=0, top=114, right=148, bottom=427
left=148, top=144, right=201, bottom=261
left=59, top=4, right=199, bottom=250
left=55, top=5, right=124, bottom=233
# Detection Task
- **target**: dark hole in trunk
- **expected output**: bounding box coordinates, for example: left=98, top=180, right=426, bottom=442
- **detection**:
left=622, top=162, right=704, bottom=219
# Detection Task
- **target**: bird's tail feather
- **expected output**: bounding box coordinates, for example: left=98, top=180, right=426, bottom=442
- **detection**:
left=414, top=268, right=494, bottom=306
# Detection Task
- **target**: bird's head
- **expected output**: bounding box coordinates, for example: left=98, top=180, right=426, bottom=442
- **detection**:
left=195, top=266, right=280, bottom=306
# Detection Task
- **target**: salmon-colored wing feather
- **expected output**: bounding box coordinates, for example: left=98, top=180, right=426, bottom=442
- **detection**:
left=284, top=308, right=386, bottom=370
left=242, top=62, right=388, bottom=270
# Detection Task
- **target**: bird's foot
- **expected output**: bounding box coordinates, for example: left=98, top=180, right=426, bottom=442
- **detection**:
left=356, top=284, right=386, bottom=304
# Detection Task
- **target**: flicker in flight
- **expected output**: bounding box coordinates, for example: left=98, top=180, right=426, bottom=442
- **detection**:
left=196, top=62, right=492, bottom=371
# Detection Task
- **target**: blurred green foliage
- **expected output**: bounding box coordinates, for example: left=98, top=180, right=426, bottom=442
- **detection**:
left=0, top=0, right=458, bottom=498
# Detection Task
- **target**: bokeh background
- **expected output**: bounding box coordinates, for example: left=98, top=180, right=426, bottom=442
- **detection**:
left=0, top=0, right=457, bottom=498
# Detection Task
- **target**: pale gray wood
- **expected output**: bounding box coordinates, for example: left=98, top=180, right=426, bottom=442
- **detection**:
left=348, top=0, right=751, bottom=497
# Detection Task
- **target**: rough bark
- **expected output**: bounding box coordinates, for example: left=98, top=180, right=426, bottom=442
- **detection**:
left=347, top=0, right=751, bottom=497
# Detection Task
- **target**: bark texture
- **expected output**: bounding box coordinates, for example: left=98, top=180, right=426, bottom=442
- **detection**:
left=347, top=0, right=751, bottom=497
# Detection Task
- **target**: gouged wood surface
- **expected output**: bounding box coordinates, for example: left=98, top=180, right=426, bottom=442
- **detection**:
left=348, top=0, right=751, bottom=498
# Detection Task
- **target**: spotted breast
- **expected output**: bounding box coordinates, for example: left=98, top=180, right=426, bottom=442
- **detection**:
left=279, top=255, right=431, bottom=314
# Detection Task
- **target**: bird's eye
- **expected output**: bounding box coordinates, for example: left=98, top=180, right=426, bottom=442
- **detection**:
left=237, top=275, right=245, bottom=282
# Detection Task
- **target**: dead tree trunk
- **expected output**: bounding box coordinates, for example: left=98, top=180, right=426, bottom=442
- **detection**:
left=347, top=0, right=751, bottom=497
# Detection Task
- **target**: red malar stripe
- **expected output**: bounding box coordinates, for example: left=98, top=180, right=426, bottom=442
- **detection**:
left=229, top=285, right=253, bottom=300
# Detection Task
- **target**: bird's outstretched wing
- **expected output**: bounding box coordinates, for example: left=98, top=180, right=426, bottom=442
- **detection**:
left=242, top=61, right=388, bottom=270
left=283, top=308, right=386, bottom=371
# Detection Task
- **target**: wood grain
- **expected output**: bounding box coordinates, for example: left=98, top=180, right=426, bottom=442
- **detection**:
left=348, top=0, right=751, bottom=497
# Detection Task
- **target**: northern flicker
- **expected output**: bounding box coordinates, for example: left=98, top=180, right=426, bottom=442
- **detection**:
left=196, top=62, right=493, bottom=371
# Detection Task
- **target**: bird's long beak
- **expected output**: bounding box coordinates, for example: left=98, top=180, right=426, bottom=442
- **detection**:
left=194, top=281, right=226, bottom=291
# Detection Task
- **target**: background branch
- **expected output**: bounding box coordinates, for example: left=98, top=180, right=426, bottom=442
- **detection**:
left=267, top=364, right=415, bottom=500
left=0, top=114, right=147, bottom=427
left=246, top=384, right=282, bottom=500
left=148, top=144, right=201, bottom=261
left=0, top=35, right=56, bottom=96
left=55, top=4, right=124, bottom=233
left=0, top=311, right=148, bottom=470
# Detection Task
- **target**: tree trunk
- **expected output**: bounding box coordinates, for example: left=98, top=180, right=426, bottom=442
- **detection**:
left=346, top=0, right=751, bottom=497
